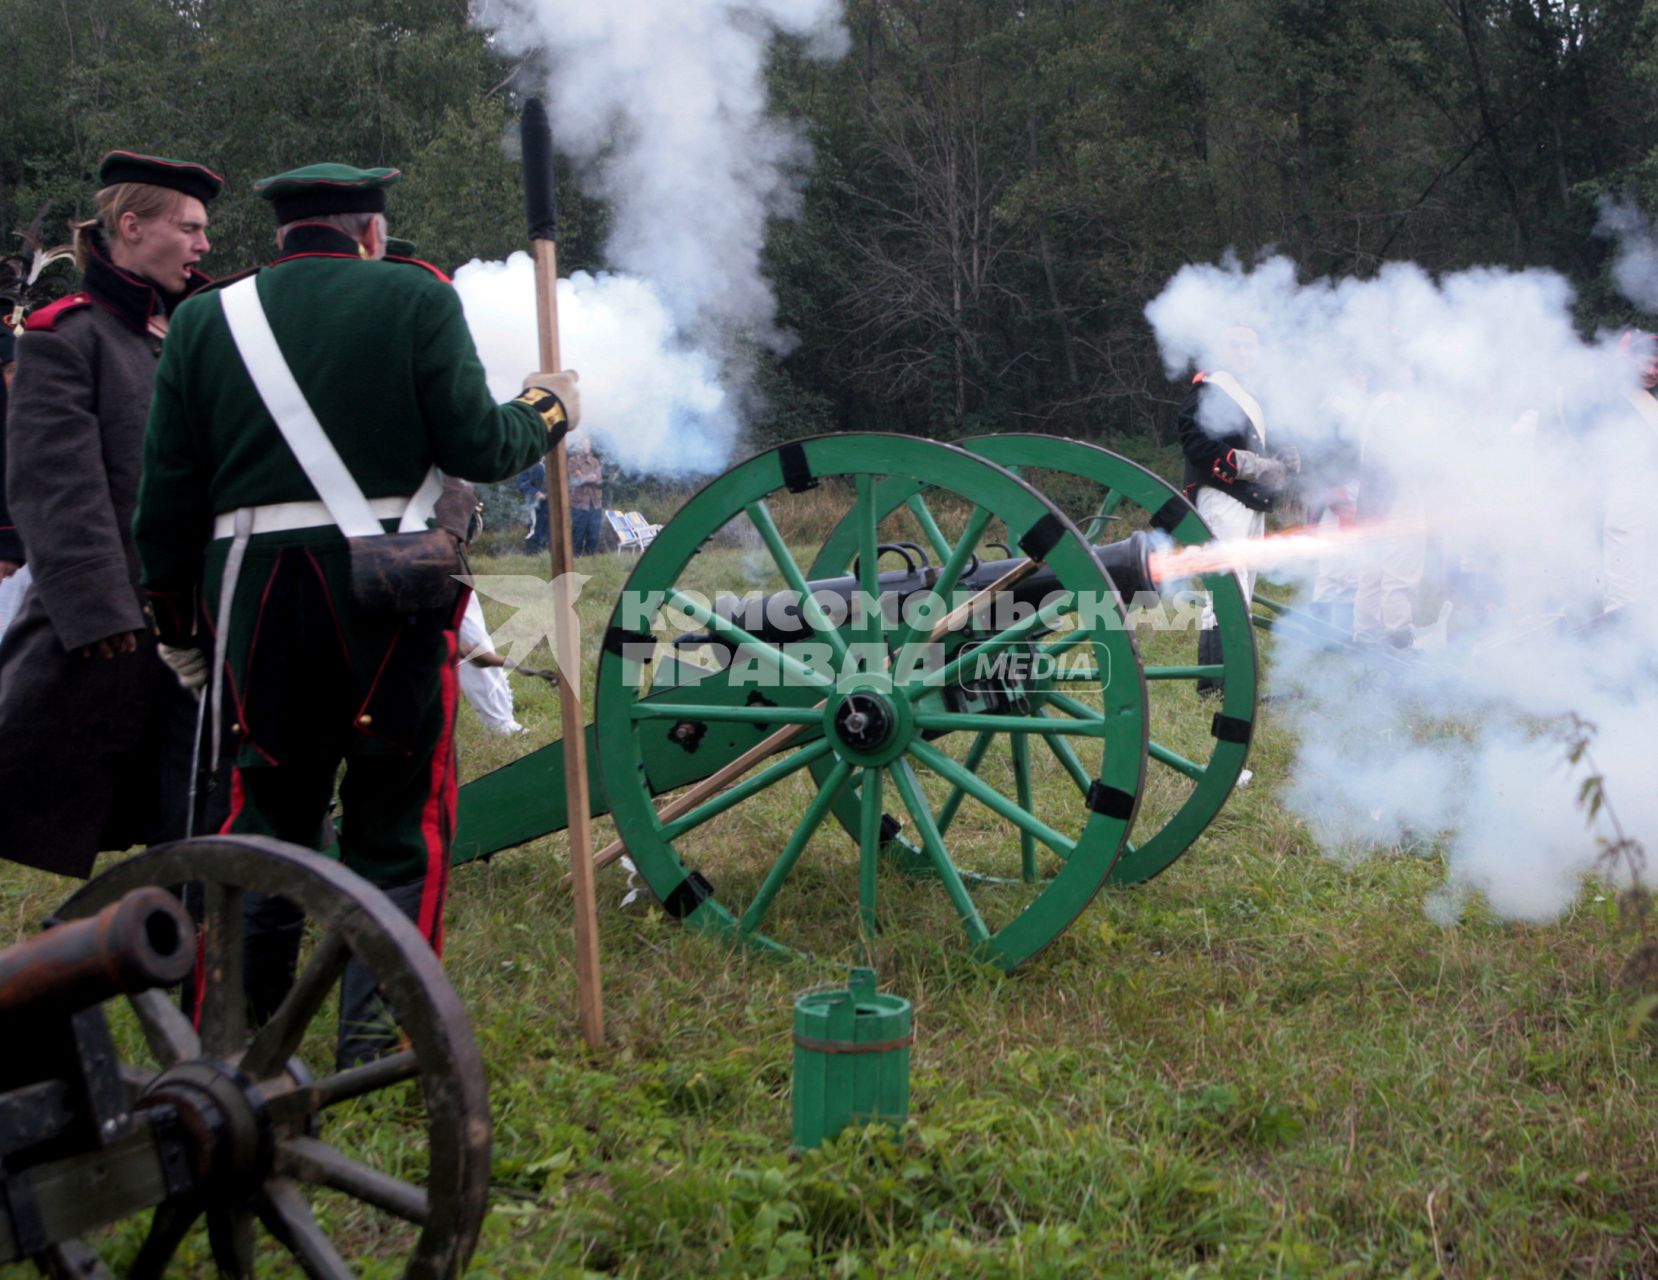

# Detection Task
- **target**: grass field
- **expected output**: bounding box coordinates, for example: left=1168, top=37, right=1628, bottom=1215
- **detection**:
left=1, top=469, right=1653, bottom=1278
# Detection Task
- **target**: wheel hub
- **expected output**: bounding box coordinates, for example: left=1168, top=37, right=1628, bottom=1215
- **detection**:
left=825, top=676, right=913, bottom=766
left=835, top=692, right=894, bottom=750
left=139, top=1059, right=276, bottom=1200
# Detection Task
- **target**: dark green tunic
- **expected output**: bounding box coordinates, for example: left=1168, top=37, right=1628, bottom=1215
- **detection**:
left=135, top=225, right=553, bottom=895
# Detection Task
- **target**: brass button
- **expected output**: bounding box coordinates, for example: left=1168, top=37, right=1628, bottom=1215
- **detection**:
left=358, top=714, right=373, bottom=727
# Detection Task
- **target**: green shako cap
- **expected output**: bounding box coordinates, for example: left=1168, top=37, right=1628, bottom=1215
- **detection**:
left=97, top=150, right=224, bottom=204
left=253, top=163, right=401, bottom=223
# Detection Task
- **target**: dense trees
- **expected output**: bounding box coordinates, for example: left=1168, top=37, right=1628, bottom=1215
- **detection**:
left=3, top=0, right=1655, bottom=447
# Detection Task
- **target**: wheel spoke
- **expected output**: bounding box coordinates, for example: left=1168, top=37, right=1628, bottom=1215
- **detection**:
left=745, top=500, right=850, bottom=665
left=913, top=711, right=1105, bottom=737
left=264, top=1050, right=420, bottom=1127
left=664, top=587, right=834, bottom=690
left=1043, top=689, right=1105, bottom=723
left=858, top=765, right=883, bottom=940
left=206, top=1205, right=256, bottom=1278
left=130, top=1199, right=202, bottom=1280
left=241, top=930, right=351, bottom=1081
left=912, top=592, right=1075, bottom=699
left=1011, top=734, right=1037, bottom=883
left=129, top=988, right=200, bottom=1066
left=908, top=738, right=1076, bottom=857
left=1149, top=739, right=1208, bottom=781
left=904, top=493, right=953, bottom=562
left=631, top=701, right=821, bottom=727
left=1039, top=626, right=1092, bottom=658
left=853, top=474, right=885, bottom=653
left=935, top=730, right=994, bottom=837
left=1034, top=707, right=1094, bottom=796
left=278, top=1135, right=428, bottom=1223
left=198, top=881, right=247, bottom=1061
left=1144, top=664, right=1226, bottom=681
left=890, top=505, right=995, bottom=654
left=890, top=760, right=990, bottom=944
left=255, top=1177, right=354, bottom=1280
left=738, top=758, right=853, bottom=935
left=661, top=739, right=834, bottom=842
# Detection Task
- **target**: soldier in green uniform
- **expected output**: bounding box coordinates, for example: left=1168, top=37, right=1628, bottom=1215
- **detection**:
left=135, top=164, right=579, bottom=1063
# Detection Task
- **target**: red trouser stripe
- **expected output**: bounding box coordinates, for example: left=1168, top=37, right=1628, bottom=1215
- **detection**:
left=192, top=768, right=250, bottom=1030
left=416, top=602, right=464, bottom=954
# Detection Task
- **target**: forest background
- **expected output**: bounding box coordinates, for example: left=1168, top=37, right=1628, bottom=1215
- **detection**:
left=3, top=0, right=1657, bottom=452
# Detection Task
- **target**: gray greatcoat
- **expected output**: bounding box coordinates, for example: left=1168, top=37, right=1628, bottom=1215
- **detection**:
left=0, top=242, right=208, bottom=876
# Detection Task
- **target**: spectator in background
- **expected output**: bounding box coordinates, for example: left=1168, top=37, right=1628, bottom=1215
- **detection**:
left=516, top=460, right=549, bottom=553
left=569, top=435, right=605, bottom=555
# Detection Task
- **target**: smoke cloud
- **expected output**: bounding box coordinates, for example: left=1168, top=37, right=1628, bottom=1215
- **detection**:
left=1145, top=252, right=1658, bottom=925
left=1596, top=195, right=1658, bottom=314
left=461, top=0, right=848, bottom=475
left=454, top=256, right=734, bottom=476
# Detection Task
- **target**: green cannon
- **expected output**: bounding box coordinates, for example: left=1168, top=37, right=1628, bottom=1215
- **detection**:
left=455, top=434, right=1261, bottom=970
left=1, top=837, right=491, bottom=1279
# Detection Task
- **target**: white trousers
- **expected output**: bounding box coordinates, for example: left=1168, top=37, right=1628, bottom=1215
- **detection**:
left=0, top=564, right=31, bottom=642
left=457, top=592, right=522, bottom=735
left=1603, top=469, right=1656, bottom=613
left=1194, top=487, right=1265, bottom=628
left=1352, top=495, right=1426, bottom=639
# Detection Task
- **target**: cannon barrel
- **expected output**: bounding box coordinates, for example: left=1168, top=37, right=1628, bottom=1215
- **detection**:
left=696, top=530, right=1157, bottom=646
left=0, top=887, right=194, bottom=1021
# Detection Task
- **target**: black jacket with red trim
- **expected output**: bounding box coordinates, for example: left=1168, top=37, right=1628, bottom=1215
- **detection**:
left=1177, top=372, right=1278, bottom=513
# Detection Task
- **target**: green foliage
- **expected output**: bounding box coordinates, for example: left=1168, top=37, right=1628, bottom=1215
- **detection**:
left=6, top=0, right=1658, bottom=441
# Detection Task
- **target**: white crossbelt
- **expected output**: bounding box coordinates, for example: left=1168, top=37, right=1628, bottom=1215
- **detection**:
left=212, top=496, right=415, bottom=540
left=217, top=276, right=441, bottom=538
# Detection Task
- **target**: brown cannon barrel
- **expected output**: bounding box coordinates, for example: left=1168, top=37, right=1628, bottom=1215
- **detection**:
left=0, top=887, right=195, bottom=1020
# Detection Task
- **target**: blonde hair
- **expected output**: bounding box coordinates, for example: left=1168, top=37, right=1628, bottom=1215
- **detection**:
left=72, top=182, right=186, bottom=270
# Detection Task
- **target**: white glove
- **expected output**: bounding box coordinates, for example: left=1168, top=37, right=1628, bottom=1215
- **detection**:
left=157, top=642, right=208, bottom=691
left=522, top=369, right=581, bottom=431
left=1231, top=449, right=1292, bottom=491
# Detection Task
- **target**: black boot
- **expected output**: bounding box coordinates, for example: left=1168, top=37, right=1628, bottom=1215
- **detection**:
left=336, top=878, right=427, bottom=1070
left=1196, top=626, right=1224, bottom=699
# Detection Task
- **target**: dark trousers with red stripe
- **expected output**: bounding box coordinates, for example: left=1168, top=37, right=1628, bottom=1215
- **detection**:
left=206, top=536, right=463, bottom=1065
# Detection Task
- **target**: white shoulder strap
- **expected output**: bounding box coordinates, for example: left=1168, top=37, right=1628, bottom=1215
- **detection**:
left=220, top=277, right=441, bottom=537
left=1203, top=370, right=1267, bottom=444
left=1624, top=387, right=1658, bottom=437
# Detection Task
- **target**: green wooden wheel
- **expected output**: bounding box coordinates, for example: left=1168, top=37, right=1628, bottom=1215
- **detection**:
left=963, top=436, right=1257, bottom=885
left=806, top=436, right=1256, bottom=888
left=592, top=434, right=1149, bottom=970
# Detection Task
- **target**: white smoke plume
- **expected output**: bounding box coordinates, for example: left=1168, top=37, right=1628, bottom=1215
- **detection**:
left=1596, top=196, right=1658, bottom=313
left=462, top=0, right=848, bottom=474
left=454, top=256, right=733, bottom=476
left=1145, top=254, right=1658, bottom=925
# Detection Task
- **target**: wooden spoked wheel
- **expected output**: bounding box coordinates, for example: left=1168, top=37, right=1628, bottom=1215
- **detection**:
left=593, top=433, right=1149, bottom=970
left=52, top=836, right=490, bottom=1280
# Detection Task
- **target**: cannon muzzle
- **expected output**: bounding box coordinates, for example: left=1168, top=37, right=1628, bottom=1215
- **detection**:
left=0, top=887, right=194, bottom=1021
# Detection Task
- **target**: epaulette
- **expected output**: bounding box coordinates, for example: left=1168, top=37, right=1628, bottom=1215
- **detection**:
left=193, top=266, right=261, bottom=295
left=24, top=293, right=92, bottom=332
left=385, top=255, right=452, bottom=284
left=1192, top=370, right=1210, bottom=385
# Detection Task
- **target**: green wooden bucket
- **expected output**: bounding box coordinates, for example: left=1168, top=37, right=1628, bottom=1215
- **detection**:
left=792, top=967, right=912, bottom=1150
